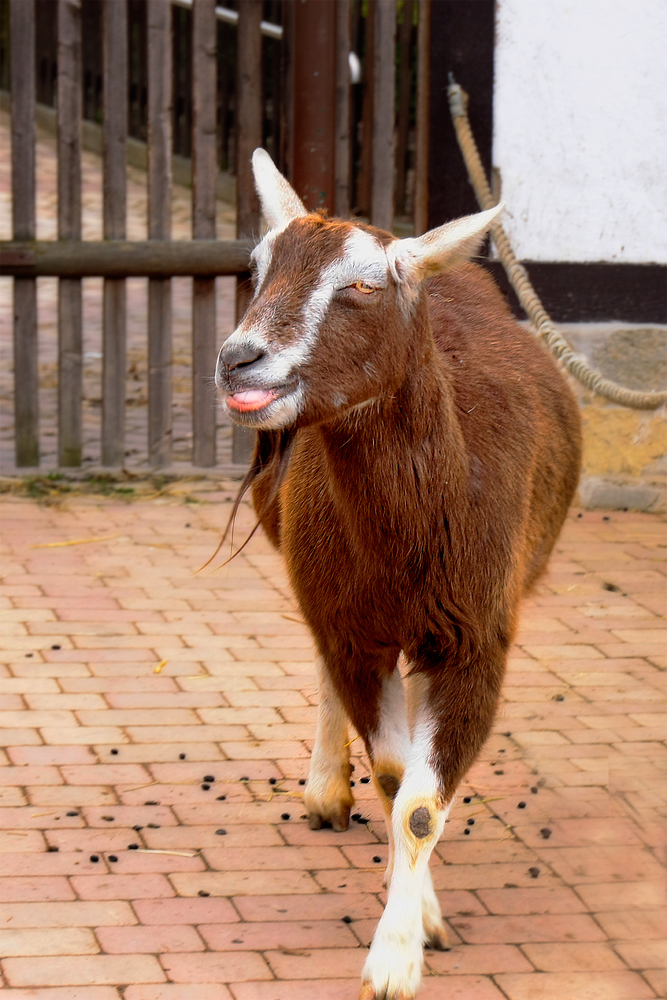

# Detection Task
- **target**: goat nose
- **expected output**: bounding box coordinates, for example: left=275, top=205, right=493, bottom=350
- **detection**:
left=220, top=341, right=266, bottom=372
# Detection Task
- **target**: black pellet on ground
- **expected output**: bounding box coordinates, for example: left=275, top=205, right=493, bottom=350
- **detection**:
left=298, top=779, right=306, bottom=786
left=517, top=802, right=526, bottom=809
left=179, top=753, right=186, bottom=760
left=102, top=816, right=115, bottom=822
left=464, top=829, right=470, bottom=835
left=540, top=828, right=552, bottom=839
left=203, top=776, right=215, bottom=783
left=216, top=795, right=226, bottom=801
left=269, top=778, right=277, bottom=785
left=351, top=813, right=361, bottom=821
left=528, top=866, right=540, bottom=878
left=51, top=644, right=61, bottom=650
left=107, top=855, right=118, bottom=862
left=198, top=890, right=210, bottom=897
left=555, top=694, right=565, bottom=701
left=357, top=817, right=369, bottom=825
left=341, top=915, right=353, bottom=923
left=25, top=653, right=33, bottom=657
left=281, top=813, right=290, bottom=821
left=467, top=818, right=475, bottom=826
left=494, top=770, right=504, bottom=775
left=201, top=784, right=211, bottom=791
left=147, top=823, right=160, bottom=829
left=90, top=855, right=99, bottom=862
left=145, top=801, right=159, bottom=806
left=463, top=796, right=472, bottom=803
left=47, top=845, right=59, bottom=852
left=215, top=829, right=227, bottom=836
left=128, top=844, right=139, bottom=850
left=110, top=749, right=119, bottom=755
left=531, top=786, right=539, bottom=794
left=66, top=811, right=78, bottom=817
left=133, top=825, right=143, bottom=831
left=240, top=777, right=249, bottom=782
left=372, top=856, right=382, bottom=863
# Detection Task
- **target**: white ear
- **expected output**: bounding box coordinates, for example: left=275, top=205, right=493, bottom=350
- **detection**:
left=252, top=148, right=308, bottom=231
left=387, top=203, right=504, bottom=285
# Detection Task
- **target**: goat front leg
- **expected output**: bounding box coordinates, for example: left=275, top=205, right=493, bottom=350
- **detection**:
left=360, top=654, right=503, bottom=1000
left=367, top=670, right=449, bottom=950
left=304, top=658, right=354, bottom=831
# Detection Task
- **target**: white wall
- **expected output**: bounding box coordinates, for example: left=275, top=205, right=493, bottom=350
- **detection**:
left=493, top=0, right=667, bottom=263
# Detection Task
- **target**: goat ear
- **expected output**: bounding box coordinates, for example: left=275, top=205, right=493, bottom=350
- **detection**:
left=252, top=149, right=308, bottom=230
left=388, top=204, right=504, bottom=285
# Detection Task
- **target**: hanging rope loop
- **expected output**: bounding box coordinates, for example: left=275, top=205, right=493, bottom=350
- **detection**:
left=447, top=76, right=667, bottom=411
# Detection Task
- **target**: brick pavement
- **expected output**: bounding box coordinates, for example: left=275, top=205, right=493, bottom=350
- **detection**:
left=0, top=490, right=664, bottom=999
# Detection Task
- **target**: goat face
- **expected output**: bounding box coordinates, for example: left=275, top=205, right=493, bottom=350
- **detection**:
left=216, top=149, right=503, bottom=430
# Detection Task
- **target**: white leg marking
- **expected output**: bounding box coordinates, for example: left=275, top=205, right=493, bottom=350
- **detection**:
left=304, top=659, right=354, bottom=831
left=361, top=711, right=450, bottom=1000
left=368, top=668, right=411, bottom=889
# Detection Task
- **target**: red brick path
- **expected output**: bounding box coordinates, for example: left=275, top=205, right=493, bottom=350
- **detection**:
left=0, top=491, right=665, bottom=999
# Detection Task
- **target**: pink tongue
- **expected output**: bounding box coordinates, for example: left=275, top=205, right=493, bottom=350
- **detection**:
left=227, top=389, right=278, bottom=412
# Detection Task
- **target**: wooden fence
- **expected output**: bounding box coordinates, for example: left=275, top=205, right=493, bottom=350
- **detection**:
left=1, top=0, right=429, bottom=471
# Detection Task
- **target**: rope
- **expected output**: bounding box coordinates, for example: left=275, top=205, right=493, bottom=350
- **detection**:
left=447, top=77, right=667, bottom=411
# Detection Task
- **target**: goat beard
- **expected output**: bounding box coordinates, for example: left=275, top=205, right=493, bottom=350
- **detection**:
left=197, top=427, right=297, bottom=573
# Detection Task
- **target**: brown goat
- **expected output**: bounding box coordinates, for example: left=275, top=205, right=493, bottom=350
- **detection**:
left=215, top=150, right=581, bottom=1000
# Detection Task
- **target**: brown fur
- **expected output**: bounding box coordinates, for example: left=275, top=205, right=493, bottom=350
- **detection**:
left=241, top=216, right=581, bottom=804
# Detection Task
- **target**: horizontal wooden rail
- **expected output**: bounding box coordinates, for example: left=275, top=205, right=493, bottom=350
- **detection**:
left=0, top=240, right=253, bottom=278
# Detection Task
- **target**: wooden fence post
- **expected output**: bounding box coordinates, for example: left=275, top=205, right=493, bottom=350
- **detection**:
left=192, top=0, right=217, bottom=468
left=371, top=0, right=396, bottom=231
left=395, top=0, right=414, bottom=218
left=335, top=0, right=351, bottom=219
left=10, top=0, right=39, bottom=467
left=147, top=0, right=173, bottom=468
left=233, top=0, right=263, bottom=465
left=57, top=0, right=83, bottom=467
left=102, top=0, right=128, bottom=466
left=414, top=0, right=430, bottom=235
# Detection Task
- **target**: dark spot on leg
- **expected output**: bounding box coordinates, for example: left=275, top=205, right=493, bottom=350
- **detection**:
left=409, top=806, right=431, bottom=839
left=377, top=773, right=400, bottom=800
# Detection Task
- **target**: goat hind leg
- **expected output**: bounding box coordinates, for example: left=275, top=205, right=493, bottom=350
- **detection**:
left=304, top=658, right=354, bottom=831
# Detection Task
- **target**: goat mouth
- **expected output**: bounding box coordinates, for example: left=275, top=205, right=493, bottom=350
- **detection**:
left=226, top=388, right=280, bottom=414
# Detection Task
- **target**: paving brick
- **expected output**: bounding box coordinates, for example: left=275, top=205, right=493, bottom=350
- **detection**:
left=232, top=892, right=383, bottom=923
left=0, top=876, right=76, bottom=901
left=125, top=988, right=232, bottom=1000
left=521, top=941, right=627, bottom=971
left=613, top=939, right=667, bottom=969
left=70, top=874, right=176, bottom=899
left=169, top=869, right=320, bottom=897
left=95, top=924, right=205, bottom=953
left=0, top=901, right=137, bottom=927
left=263, top=946, right=365, bottom=979
left=0, top=990, right=121, bottom=999
left=594, top=908, right=666, bottom=940
left=159, top=952, right=272, bottom=983
left=475, top=886, right=587, bottom=915
left=448, top=913, right=606, bottom=944
left=132, top=896, right=239, bottom=925
left=0, top=927, right=99, bottom=957
left=493, top=970, right=657, bottom=1000
left=1, top=955, right=166, bottom=987
left=200, top=919, right=358, bottom=952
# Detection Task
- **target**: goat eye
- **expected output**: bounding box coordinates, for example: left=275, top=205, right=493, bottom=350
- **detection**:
left=352, top=281, right=376, bottom=294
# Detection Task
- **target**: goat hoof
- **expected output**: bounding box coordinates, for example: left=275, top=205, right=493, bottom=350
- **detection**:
left=358, top=984, right=413, bottom=1000
left=424, top=928, right=450, bottom=951
left=307, top=807, right=350, bottom=832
